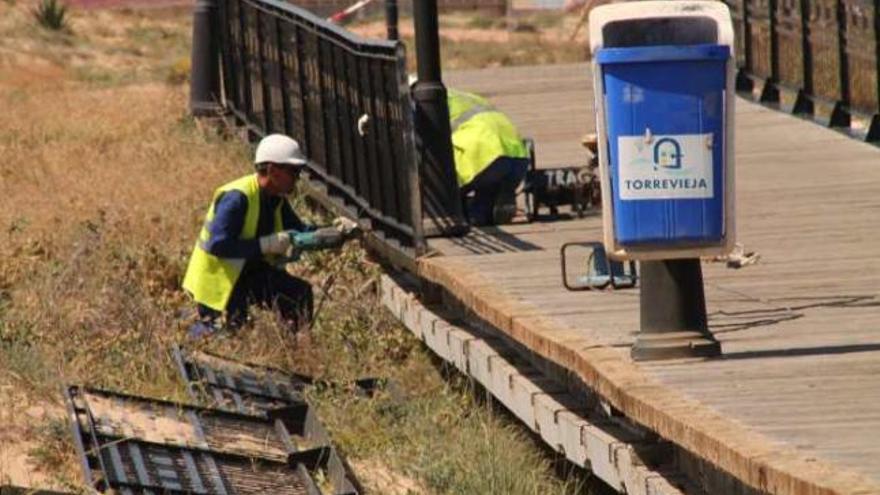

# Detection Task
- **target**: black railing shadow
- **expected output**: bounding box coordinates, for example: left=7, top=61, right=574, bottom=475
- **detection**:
left=710, top=294, right=879, bottom=334
left=709, top=310, right=804, bottom=334
left=721, top=342, right=880, bottom=361
left=706, top=294, right=880, bottom=360
left=446, top=226, right=543, bottom=254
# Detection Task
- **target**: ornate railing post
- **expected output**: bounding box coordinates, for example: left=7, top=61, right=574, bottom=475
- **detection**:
left=190, top=0, right=222, bottom=116
left=386, top=0, right=399, bottom=41
left=412, top=0, right=469, bottom=236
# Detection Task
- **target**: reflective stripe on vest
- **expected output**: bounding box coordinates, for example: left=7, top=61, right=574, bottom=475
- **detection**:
left=450, top=103, right=495, bottom=132
left=448, top=89, right=528, bottom=186
left=181, top=174, right=283, bottom=312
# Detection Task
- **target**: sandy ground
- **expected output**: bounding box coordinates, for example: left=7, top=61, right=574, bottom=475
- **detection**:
left=352, top=459, right=426, bottom=494
left=0, top=382, right=67, bottom=490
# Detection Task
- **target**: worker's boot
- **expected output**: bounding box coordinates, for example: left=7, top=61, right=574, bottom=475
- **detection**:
left=187, top=319, right=222, bottom=339
left=493, top=188, right=518, bottom=225
left=492, top=203, right=516, bottom=225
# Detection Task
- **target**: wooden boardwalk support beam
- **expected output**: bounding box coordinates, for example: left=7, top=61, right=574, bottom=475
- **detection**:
left=381, top=275, right=701, bottom=495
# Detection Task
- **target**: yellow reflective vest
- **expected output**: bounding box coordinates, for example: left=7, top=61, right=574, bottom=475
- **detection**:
left=448, top=89, right=528, bottom=186
left=182, top=174, right=283, bottom=312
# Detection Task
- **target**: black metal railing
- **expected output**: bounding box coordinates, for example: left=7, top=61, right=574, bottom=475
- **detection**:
left=729, top=0, right=880, bottom=140
left=212, top=0, right=425, bottom=267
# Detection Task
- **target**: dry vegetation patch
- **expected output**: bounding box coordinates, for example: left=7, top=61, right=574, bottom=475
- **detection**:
left=1, top=4, right=245, bottom=488
left=349, top=11, right=589, bottom=70
left=0, top=3, right=593, bottom=493
left=0, top=382, right=76, bottom=490
left=0, top=1, right=191, bottom=87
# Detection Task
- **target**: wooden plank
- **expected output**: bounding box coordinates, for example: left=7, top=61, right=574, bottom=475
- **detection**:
left=420, top=255, right=880, bottom=495
left=417, top=63, right=880, bottom=494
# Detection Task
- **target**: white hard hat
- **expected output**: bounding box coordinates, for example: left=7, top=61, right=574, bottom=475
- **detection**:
left=408, top=74, right=417, bottom=86
left=254, top=134, right=307, bottom=167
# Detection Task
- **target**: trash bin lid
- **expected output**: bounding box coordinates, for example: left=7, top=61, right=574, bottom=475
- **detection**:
left=596, top=44, right=729, bottom=64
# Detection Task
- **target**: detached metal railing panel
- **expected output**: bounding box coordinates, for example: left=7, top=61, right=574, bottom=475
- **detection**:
left=216, top=0, right=424, bottom=261
left=727, top=0, right=880, bottom=139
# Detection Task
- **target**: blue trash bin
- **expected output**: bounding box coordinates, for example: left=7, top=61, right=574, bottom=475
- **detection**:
left=596, top=44, right=730, bottom=248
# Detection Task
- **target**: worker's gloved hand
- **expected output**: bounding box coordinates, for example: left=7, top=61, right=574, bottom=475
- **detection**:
left=258, top=232, right=292, bottom=255
left=332, top=216, right=359, bottom=236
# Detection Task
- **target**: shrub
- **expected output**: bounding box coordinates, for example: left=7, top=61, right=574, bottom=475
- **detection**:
left=167, top=57, right=191, bottom=85
left=32, top=0, right=69, bottom=32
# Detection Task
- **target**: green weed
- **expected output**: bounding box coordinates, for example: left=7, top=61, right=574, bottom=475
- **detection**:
left=32, top=0, right=69, bottom=32
left=166, top=56, right=191, bottom=85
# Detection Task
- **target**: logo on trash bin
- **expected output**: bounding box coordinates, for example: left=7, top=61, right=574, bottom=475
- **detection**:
left=653, top=138, right=682, bottom=169
left=617, top=133, right=714, bottom=200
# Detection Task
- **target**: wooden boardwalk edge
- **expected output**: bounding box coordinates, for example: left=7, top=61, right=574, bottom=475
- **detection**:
left=380, top=275, right=696, bottom=495
left=417, top=256, right=880, bottom=495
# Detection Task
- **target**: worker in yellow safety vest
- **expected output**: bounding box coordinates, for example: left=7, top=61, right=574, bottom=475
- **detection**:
left=447, top=88, right=530, bottom=225
left=182, top=134, right=357, bottom=338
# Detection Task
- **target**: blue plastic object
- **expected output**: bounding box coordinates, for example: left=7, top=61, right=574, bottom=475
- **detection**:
left=577, top=244, right=637, bottom=288
left=560, top=241, right=637, bottom=291
left=597, top=44, right=729, bottom=247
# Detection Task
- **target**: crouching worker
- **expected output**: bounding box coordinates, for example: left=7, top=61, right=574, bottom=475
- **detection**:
left=448, top=88, right=530, bottom=226
left=182, top=134, right=358, bottom=338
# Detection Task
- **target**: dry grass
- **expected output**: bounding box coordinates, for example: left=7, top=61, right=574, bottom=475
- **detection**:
left=0, top=3, right=250, bottom=489
left=349, top=11, right=590, bottom=70
left=0, top=2, right=594, bottom=493
left=0, top=1, right=191, bottom=87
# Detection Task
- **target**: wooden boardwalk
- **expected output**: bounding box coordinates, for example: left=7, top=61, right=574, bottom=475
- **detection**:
left=417, top=63, right=880, bottom=494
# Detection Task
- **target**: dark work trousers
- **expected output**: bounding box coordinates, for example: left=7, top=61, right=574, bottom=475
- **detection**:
left=198, top=260, right=314, bottom=332
left=461, top=156, right=529, bottom=226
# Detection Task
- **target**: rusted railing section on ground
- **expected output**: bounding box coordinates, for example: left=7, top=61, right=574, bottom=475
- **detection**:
left=727, top=0, right=880, bottom=140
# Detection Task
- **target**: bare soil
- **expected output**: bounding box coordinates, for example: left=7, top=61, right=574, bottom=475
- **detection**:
left=352, top=459, right=427, bottom=495
left=0, top=383, right=67, bottom=489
